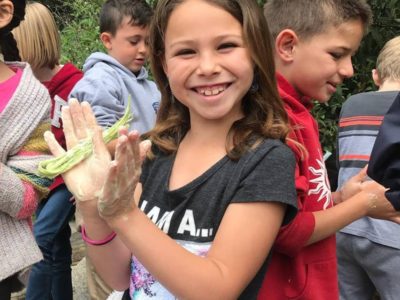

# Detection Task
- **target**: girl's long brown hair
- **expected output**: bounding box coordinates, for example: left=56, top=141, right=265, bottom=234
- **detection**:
left=145, top=0, right=290, bottom=160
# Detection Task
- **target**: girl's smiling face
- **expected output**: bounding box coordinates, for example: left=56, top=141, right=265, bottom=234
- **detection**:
left=163, top=0, right=254, bottom=124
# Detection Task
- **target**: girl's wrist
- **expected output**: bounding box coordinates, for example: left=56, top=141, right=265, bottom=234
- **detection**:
left=105, top=208, right=137, bottom=230
left=81, top=224, right=116, bottom=246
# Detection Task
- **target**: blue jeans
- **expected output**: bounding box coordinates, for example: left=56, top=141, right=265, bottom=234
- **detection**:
left=26, top=184, right=75, bottom=300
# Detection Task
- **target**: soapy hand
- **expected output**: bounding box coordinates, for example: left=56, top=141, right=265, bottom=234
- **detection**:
left=360, top=180, right=400, bottom=224
left=45, top=99, right=111, bottom=203
left=97, top=129, right=151, bottom=220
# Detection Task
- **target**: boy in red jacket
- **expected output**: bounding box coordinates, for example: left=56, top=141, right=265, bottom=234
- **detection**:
left=259, top=1, right=400, bottom=299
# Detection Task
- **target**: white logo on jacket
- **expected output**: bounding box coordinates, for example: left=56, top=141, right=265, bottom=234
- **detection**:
left=308, top=158, right=332, bottom=209
left=52, top=95, right=68, bottom=128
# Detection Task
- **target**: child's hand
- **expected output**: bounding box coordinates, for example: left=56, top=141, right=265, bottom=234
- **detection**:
left=45, top=99, right=111, bottom=206
left=97, top=129, right=151, bottom=221
left=361, top=180, right=400, bottom=224
left=336, top=166, right=367, bottom=203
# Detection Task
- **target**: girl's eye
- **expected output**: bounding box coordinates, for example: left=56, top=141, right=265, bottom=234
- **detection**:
left=218, top=43, right=237, bottom=50
left=175, top=49, right=195, bottom=56
left=130, top=40, right=139, bottom=46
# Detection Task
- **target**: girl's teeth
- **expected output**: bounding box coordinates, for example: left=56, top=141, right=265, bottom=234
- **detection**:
left=199, top=85, right=225, bottom=96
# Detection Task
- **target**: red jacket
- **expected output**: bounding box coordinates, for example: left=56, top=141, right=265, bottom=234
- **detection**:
left=258, top=74, right=338, bottom=299
left=43, top=63, right=83, bottom=190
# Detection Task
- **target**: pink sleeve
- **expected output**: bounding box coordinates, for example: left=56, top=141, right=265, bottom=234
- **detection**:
left=16, top=181, right=39, bottom=219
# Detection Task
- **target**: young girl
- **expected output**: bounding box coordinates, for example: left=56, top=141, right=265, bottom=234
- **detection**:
left=46, top=0, right=297, bottom=298
left=0, top=0, right=52, bottom=299
left=12, top=3, right=83, bottom=299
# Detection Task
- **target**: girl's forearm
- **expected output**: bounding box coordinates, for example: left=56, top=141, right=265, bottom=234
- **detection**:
left=83, top=216, right=132, bottom=290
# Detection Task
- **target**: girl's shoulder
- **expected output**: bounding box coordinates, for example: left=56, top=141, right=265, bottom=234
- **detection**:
left=247, top=138, right=294, bottom=162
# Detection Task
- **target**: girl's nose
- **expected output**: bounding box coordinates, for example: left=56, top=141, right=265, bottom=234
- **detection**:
left=197, top=52, right=220, bottom=76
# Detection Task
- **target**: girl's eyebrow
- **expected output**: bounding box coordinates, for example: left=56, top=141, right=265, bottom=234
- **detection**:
left=168, top=34, right=243, bottom=48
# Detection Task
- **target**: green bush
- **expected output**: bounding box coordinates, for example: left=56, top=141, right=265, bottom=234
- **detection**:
left=59, top=0, right=104, bottom=69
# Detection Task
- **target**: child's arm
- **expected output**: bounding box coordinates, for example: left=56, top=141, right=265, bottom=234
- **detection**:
left=273, top=163, right=399, bottom=255
left=77, top=186, right=286, bottom=297
left=0, top=121, right=52, bottom=218
left=77, top=209, right=132, bottom=290
left=45, top=100, right=133, bottom=289
left=115, top=200, right=285, bottom=298
left=308, top=182, right=398, bottom=244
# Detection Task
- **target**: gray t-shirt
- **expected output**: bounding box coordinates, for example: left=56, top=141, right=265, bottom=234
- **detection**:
left=128, top=139, right=297, bottom=299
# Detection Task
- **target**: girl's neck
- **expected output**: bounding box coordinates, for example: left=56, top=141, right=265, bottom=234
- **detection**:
left=0, top=62, right=15, bottom=83
left=183, top=117, right=237, bottom=151
left=34, top=65, right=61, bottom=82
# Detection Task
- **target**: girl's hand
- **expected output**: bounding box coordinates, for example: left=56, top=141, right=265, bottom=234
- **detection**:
left=97, top=129, right=151, bottom=221
left=45, top=99, right=111, bottom=205
left=361, top=180, right=400, bottom=224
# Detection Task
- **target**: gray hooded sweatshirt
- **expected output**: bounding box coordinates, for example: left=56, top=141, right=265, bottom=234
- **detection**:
left=69, top=52, right=160, bottom=133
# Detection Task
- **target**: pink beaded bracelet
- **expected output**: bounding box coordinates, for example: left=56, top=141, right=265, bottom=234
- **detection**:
left=81, top=225, right=116, bottom=246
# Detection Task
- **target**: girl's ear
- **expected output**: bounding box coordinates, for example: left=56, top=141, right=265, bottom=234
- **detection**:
left=100, top=32, right=113, bottom=50
left=0, top=0, right=14, bottom=29
left=275, top=29, right=299, bottom=63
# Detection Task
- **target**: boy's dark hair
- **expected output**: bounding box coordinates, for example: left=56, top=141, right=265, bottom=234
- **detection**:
left=0, top=0, right=26, bottom=61
left=264, top=0, right=372, bottom=40
left=99, top=0, right=153, bottom=35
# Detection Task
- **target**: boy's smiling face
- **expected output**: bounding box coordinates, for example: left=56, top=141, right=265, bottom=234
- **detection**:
left=277, top=19, right=364, bottom=102
left=101, top=17, right=149, bottom=74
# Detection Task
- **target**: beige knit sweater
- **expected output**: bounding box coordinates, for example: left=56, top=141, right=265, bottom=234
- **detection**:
left=0, top=62, right=52, bottom=281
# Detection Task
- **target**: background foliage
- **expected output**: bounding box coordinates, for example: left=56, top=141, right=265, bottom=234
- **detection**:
left=42, top=0, right=400, bottom=153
